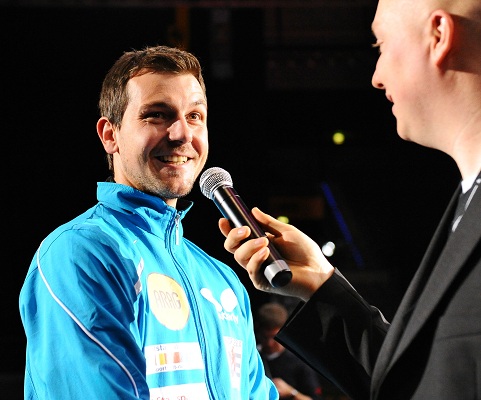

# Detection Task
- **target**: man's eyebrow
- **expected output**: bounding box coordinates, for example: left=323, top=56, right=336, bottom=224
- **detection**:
left=143, top=101, right=171, bottom=109
left=146, top=99, right=206, bottom=107
left=192, top=99, right=207, bottom=108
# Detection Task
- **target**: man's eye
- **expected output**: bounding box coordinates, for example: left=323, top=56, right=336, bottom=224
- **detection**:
left=188, top=112, right=202, bottom=121
left=143, top=111, right=168, bottom=122
left=147, top=112, right=165, bottom=119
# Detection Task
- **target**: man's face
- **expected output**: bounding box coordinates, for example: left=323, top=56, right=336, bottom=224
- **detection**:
left=371, top=0, right=431, bottom=144
left=111, top=72, right=208, bottom=206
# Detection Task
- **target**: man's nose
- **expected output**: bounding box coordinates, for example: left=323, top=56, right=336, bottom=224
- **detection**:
left=167, top=119, right=193, bottom=143
left=371, top=62, right=384, bottom=90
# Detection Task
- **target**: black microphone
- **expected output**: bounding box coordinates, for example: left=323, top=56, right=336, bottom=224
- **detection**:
left=199, top=167, right=292, bottom=288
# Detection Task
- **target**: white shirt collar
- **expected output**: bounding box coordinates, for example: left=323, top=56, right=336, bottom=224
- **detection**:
left=461, top=174, right=479, bottom=193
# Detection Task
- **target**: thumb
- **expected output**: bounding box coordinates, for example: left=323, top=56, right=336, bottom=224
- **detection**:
left=251, top=207, right=286, bottom=234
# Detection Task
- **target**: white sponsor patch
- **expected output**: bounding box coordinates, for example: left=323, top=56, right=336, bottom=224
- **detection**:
left=223, top=336, right=242, bottom=390
left=145, top=342, right=205, bottom=375
left=149, top=382, right=210, bottom=400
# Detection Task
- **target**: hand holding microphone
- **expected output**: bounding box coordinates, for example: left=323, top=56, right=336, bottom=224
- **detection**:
left=199, top=167, right=292, bottom=288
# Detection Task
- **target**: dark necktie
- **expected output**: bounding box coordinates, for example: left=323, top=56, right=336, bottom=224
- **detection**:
left=451, top=178, right=480, bottom=232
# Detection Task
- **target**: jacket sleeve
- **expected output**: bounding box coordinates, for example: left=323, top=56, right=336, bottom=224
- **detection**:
left=276, top=269, right=390, bottom=400
left=19, top=228, right=150, bottom=400
left=236, top=285, right=278, bottom=400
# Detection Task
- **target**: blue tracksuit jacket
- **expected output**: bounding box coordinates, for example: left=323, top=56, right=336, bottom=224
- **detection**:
left=20, top=182, right=278, bottom=400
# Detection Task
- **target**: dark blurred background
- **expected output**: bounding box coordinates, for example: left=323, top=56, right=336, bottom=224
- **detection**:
left=1, top=0, right=459, bottom=398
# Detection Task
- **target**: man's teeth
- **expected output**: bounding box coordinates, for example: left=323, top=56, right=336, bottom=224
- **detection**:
left=160, top=155, right=188, bottom=164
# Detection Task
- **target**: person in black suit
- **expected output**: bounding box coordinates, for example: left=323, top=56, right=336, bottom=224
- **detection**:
left=218, top=0, right=481, bottom=399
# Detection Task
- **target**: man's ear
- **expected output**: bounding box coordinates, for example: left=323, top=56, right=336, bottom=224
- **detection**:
left=97, top=117, right=118, bottom=154
left=431, top=11, right=453, bottom=66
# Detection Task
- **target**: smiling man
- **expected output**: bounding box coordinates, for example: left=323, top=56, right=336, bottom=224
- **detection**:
left=19, top=45, right=278, bottom=400
left=97, top=68, right=208, bottom=202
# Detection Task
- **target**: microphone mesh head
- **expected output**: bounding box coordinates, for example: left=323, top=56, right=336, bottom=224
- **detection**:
left=199, top=167, right=233, bottom=199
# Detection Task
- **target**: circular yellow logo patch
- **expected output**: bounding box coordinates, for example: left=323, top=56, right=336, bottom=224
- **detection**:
left=147, top=273, right=190, bottom=330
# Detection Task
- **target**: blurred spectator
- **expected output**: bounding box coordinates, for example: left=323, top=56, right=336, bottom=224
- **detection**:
left=256, top=302, right=324, bottom=400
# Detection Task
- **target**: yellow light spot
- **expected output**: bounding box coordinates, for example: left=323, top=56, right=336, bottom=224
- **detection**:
left=277, top=215, right=289, bottom=224
left=332, top=131, right=345, bottom=145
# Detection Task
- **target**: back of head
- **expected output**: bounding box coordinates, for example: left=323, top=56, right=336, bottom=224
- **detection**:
left=256, top=302, right=289, bottom=331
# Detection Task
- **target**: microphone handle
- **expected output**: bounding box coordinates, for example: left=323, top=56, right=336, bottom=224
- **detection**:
left=212, top=186, right=292, bottom=287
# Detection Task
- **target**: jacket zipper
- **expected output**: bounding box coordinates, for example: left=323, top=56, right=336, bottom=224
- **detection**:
left=175, top=213, right=180, bottom=245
